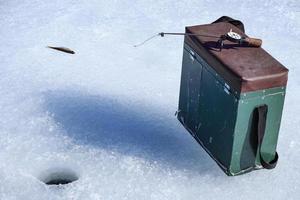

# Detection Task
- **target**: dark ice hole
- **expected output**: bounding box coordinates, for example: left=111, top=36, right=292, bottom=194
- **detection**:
left=40, top=168, right=79, bottom=186
left=46, top=177, right=76, bottom=185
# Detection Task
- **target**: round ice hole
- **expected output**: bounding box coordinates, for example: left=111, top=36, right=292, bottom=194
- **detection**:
left=40, top=168, right=79, bottom=186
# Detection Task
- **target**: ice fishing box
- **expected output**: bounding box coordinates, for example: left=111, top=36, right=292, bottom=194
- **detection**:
left=177, top=21, right=288, bottom=175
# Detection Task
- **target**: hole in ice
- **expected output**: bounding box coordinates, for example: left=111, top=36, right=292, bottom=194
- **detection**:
left=39, top=168, right=79, bottom=186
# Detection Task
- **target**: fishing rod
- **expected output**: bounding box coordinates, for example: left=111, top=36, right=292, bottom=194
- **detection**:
left=133, top=32, right=220, bottom=48
left=159, top=32, right=220, bottom=38
left=134, top=30, right=262, bottom=51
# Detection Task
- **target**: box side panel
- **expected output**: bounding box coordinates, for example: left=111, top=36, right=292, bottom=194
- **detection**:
left=178, top=47, right=202, bottom=132
left=196, top=67, right=238, bottom=169
left=230, top=87, right=286, bottom=175
left=177, top=47, right=190, bottom=121
left=178, top=44, right=239, bottom=173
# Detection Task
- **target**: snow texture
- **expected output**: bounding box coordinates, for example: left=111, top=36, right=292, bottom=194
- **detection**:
left=0, top=0, right=299, bottom=199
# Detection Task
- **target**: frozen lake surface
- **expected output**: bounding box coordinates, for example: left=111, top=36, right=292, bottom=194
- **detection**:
left=0, top=0, right=299, bottom=199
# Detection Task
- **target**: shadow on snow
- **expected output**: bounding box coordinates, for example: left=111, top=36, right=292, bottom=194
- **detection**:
left=43, top=89, right=220, bottom=175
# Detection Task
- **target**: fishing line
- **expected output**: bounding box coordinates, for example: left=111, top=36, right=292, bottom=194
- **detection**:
left=133, top=33, right=160, bottom=47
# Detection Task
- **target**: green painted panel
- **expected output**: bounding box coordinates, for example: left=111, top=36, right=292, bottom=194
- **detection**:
left=229, top=87, right=286, bottom=175
left=178, top=48, right=203, bottom=132
left=196, top=67, right=238, bottom=168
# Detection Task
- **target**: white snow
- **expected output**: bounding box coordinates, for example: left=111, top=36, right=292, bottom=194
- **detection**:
left=0, top=0, right=299, bottom=199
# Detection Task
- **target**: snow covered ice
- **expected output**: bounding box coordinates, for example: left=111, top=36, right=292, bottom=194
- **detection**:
left=0, top=0, right=300, bottom=199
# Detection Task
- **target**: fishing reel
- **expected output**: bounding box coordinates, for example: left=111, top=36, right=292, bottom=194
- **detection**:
left=217, top=29, right=262, bottom=51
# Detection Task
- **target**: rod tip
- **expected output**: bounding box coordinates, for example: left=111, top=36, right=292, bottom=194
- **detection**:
left=159, top=32, right=164, bottom=37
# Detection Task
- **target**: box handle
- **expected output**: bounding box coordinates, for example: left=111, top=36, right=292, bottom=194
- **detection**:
left=257, top=105, right=279, bottom=169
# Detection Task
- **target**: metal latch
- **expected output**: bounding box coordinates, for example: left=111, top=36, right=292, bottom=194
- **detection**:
left=189, top=50, right=195, bottom=62
left=224, top=83, right=231, bottom=94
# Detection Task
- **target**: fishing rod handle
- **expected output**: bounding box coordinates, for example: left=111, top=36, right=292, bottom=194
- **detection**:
left=244, top=37, right=262, bottom=47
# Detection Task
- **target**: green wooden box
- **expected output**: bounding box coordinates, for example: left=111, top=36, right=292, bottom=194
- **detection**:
left=177, top=22, right=288, bottom=175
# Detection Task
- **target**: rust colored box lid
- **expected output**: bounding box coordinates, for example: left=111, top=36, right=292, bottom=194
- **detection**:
left=185, top=22, right=288, bottom=93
